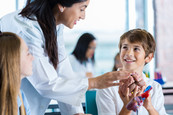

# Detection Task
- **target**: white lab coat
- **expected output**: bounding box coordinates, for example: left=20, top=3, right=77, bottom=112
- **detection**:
left=69, top=54, right=95, bottom=103
left=96, top=73, right=167, bottom=115
left=69, top=54, right=95, bottom=78
left=0, top=10, right=88, bottom=115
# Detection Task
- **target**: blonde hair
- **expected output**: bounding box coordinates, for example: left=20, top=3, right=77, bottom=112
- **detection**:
left=0, top=32, right=21, bottom=115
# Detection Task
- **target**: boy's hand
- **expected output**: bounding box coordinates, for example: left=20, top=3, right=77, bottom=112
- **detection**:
left=119, top=86, right=145, bottom=111
left=119, top=85, right=139, bottom=106
left=118, top=86, right=132, bottom=115
left=143, top=94, right=159, bottom=115
left=132, top=73, right=146, bottom=87
left=120, top=73, right=146, bottom=96
left=118, top=85, right=140, bottom=114
left=143, top=94, right=153, bottom=110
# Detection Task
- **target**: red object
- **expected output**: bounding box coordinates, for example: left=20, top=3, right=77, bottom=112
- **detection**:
left=141, top=87, right=152, bottom=98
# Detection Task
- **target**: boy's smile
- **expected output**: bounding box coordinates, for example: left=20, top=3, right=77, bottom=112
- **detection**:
left=120, top=39, right=146, bottom=73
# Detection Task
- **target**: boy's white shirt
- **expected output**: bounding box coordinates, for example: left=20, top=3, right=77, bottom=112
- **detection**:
left=96, top=73, right=167, bottom=115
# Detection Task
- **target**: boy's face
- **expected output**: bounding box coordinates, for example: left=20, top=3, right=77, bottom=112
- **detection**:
left=120, top=39, right=151, bottom=73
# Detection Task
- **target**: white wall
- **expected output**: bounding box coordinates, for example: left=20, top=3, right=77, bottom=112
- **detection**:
left=0, top=0, right=16, bottom=18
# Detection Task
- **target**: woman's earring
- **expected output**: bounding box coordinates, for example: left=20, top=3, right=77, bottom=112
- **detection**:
left=60, top=8, right=63, bottom=12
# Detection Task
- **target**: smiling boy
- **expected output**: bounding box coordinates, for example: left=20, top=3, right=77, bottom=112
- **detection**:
left=96, top=29, right=167, bottom=115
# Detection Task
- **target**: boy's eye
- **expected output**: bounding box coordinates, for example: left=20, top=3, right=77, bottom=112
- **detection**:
left=122, top=46, right=127, bottom=49
left=134, top=47, right=140, bottom=51
left=80, top=9, right=84, bottom=11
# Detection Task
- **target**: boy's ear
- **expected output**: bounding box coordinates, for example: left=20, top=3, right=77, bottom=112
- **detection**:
left=145, top=53, right=154, bottom=63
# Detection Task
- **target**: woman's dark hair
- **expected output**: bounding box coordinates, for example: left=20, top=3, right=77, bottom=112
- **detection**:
left=72, top=33, right=96, bottom=64
left=19, top=0, right=86, bottom=69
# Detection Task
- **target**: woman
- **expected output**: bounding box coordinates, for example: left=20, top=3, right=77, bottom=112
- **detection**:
left=0, top=0, right=129, bottom=114
left=70, top=33, right=96, bottom=78
left=0, top=31, right=34, bottom=115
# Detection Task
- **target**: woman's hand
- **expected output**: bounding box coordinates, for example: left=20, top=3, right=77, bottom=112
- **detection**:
left=86, top=72, right=93, bottom=78
left=88, top=71, right=130, bottom=90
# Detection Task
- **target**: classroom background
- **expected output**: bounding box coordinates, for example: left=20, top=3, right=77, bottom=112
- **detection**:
left=1, top=0, right=173, bottom=114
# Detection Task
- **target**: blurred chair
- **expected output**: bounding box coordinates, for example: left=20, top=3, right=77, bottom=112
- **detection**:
left=85, top=90, right=98, bottom=115
left=45, top=103, right=61, bottom=115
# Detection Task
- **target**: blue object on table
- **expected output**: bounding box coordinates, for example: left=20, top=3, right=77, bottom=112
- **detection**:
left=85, top=90, right=98, bottom=115
left=154, top=78, right=165, bottom=85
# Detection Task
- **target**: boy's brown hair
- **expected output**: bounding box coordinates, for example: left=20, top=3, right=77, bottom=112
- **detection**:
left=118, top=28, right=156, bottom=58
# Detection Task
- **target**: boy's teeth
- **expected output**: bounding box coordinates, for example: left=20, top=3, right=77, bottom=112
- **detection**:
left=127, top=59, right=133, bottom=61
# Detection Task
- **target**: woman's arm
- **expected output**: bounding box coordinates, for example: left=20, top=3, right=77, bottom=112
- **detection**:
left=88, top=71, right=130, bottom=90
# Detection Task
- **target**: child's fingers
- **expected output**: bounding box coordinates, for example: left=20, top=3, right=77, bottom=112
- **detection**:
left=137, top=86, right=145, bottom=96
left=131, top=72, right=142, bottom=81
left=125, top=87, right=130, bottom=100
left=119, top=81, right=123, bottom=86
left=118, top=87, right=124, bottom=99
left=132, top=86, right=138, bottom=97
left=144, top=93, right=151, bottom=103
left=119, top=82, right=128, bottom=96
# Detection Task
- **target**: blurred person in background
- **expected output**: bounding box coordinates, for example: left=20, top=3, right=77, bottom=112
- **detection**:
left=112, top=52, right=123, bottom=71
left=69, top=33, right=97, bottom=78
